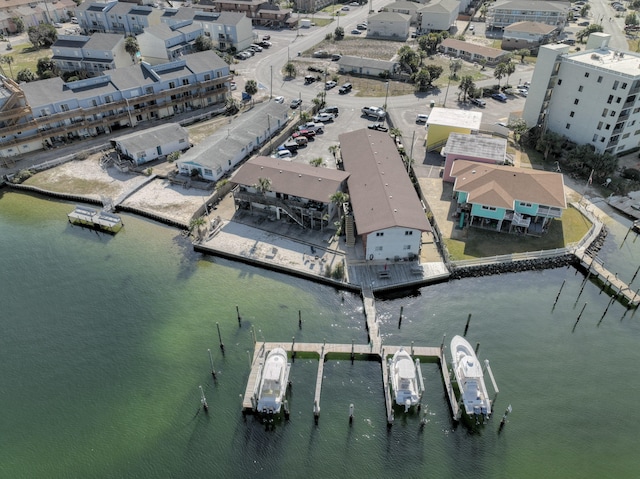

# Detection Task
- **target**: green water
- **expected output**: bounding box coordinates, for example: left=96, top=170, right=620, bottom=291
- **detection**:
left=1, top=190, right=640, bottom=478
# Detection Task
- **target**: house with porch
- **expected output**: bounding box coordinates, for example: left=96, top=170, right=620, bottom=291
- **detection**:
left=111, top=123, right=190, bottom=166
left=230, top=156, right=350, bottom=230
left=439, top=38, right=510, bottom=66
left=441, top=133, right=508, bottom=182
left=367, top=11, right=411, bottom=40
left=51, top=33, right=134, bottom=77
left=416, top=0, right=459, bottom=33
left=175, top=102, right=290, bottom=182
left=76, top=1, right=162, bottom=35
left=450, top=160, right=566, bottom=235
left=337, top=56, right=400, bottom=78
left=339, top=128, right=432, bottom=261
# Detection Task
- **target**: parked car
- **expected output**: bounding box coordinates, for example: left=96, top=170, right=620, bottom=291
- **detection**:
left=313, top=112, right=335, bottom=122
left=338, top=83, right=352, bottom=94
left=262, top=35, right=271, bottom=40
left=271, top=149, right=292, bottom=159
left=230, top=81, right=237, bottom=90
left=298, top=122, right=324, bottom=133
left=361, top=106, right=386, bottom=119
left=313, top=50, right=329, bottom=58
left=281, top=141, right=300, bottom=152
left=416, top=114, right=429, bottom=123
left=273, top=96, right=284, bottom=103
left=250, top=44, right=263, bottom=52
left=331, top=54, right=341, bottom=61
left=293, top=136, right=308, bottom=146
left=368, top=123, right=388, bottom=132
left=350, top=29, right=361, bottom=35
left=71, top=17, right=78, bottom=24
left=321, top=106, right=339, bottom=115
left=517, top=87, right=528, bottom=97
left=242, top=92, right=251, bottom=101
left=470, top=97, right=486, bottom=107
left=356, top=24, right=367, bottom=30
left=491, top=92, right=508, bottom=102
left=578, top=21, right=590, bottom=26
left=293, top=130, right=316, bottom=139
left=325, top=80, right=337, bottom=90
left=305, top=75, right=318, bottom=84
left=259, top=41, right=272, bottom=48
left=342, top=6, right=350, bottom=10
left=290, top=98, right=302, bottom=109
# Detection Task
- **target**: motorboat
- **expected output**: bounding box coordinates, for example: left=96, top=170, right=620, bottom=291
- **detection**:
left=389, top=348, right=423, bottom=412
left=450, top=335, right=491, bottom=418
left=256, top=348, right=291, bottom=415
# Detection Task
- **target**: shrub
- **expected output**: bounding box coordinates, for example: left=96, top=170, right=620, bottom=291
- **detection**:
left=622, top=168, right=640, bottom=181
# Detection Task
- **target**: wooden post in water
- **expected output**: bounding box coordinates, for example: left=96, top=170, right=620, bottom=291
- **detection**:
left=630, top=265, right=640, bottom=287
left=598, top=295, right=615, bottom=327
left=441, top=334, right=446, bottom=351
left=554, top=280, right=566, bottom=306
left=398, top=306, right=403, bottom=329
left=349, top=403, right=354, bottom=425
left=298, top=310, right=302, bottom=329
left=475, top=342, right=480, bottom=354
left=411, top=341, right=414, bottom=356
left=573, top=303, right=588, bottom=332
left=351, top=339, right=355, bottom=363
left=284, top=399, right=290, bottom=420
left=313, top=400, right=320, bottom=425
left=291, top=337, right=296, bottom=360
left=236, top=305, right=241, bottom=326
left=216, top=322, right=224, bottom=352
left=208, top=348, right=217, bottom=380
left=251, top=325, right=257, bottom=344
left=464, top=313, right=472, bottom=336
left=199, top=385, right=208, bottom=413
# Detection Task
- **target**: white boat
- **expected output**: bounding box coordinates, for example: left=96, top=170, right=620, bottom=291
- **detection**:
left=450, top=335, right=491, bottom=418
left=389, top=348, right=423, bottom=412
left=256, top=348, right=291, bottom=415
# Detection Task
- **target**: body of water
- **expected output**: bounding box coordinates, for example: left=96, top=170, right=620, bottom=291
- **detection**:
left=1, top=190, right=639, bottom=478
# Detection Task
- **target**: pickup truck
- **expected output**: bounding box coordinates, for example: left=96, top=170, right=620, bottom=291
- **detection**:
left=298, top=122, right=324, bottom=133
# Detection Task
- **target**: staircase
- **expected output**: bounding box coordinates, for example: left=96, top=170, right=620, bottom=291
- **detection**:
left=345, top=214, right=355, bottom=247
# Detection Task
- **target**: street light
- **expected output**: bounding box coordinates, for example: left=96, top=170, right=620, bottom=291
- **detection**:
left=443, top=60, right=453, bottom=107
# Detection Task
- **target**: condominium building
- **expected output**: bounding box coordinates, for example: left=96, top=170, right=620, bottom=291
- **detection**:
left=523, top=33, right=640, bottom=155
left=0, top=50, right=230, bottom=158
left=485, top=0, right=569, bottom=31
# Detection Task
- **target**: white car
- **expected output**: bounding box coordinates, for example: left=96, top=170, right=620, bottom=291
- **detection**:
left=361, top=106, right=386, bottom=119
left=325, top=80, right=337, bottom=90
left=298, top=122, right=324, bottom=133
left=273, top=96, right=284, bottom=103
left=271, top=149, right=292, bottom=159
left=416, top=114, right=429, bottom=123
left=313, top=112, right=335, bottom=122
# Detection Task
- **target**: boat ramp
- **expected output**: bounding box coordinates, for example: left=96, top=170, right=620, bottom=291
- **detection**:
left=67, top=206, right=123, bottom=233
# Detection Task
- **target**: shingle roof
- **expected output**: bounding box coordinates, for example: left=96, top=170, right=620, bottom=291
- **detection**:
left=440, top=38, right=508, bottom=59
left=504, top=21, right=557, bottom=34
left=444, top=133, right=507, bottom=163
left=339, top=129, right=432, bottom=235
left=451, top=160, right=566, bottom=209
left=112, top=123, right=189, bottom=153
left=231, top=156, right=350, bottom=203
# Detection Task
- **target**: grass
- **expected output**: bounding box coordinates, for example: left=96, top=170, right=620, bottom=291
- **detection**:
left=1, top=43, right=51, bottom=79
left=443, top=205, right=591, bottom=261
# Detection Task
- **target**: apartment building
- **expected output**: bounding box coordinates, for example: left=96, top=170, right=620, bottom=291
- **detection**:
left=523, top=33, right=640, bottom=156
left=51, top=33, right=134, bottom=76
left=76, top=1, right=162, bottom=35
left=0, top=50, right=230, bottom=158
left=485, top=0, right=569, bottom=31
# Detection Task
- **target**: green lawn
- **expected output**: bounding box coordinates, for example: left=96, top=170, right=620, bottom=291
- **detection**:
left=443, top=205, right=592, bottom=261
left=1, top=43, right=51, bottom=80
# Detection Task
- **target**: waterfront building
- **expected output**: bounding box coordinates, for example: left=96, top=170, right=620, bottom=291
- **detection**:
left=522, top=33, right=640, bottom=156
left=441, top=133, right=508, bottom=182
left=0, top=50, right=230, bottom=158
left=111, top=123, right=190, bottom=166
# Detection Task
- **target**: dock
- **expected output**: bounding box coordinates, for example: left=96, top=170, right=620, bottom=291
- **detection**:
left=576, top=252, right=640, bottom=307
left=67, top=206, right=123, bottom=233
left=242, top=340, right=462, bottom=424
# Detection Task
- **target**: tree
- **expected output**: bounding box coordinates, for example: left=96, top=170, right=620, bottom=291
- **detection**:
left=411, top=68, right=431, bottom=91
left=16, top=69, right=36, bottom=82
left=515, top=48, right=530, bottom=63
left=125, top=36, right=139, bottom=61
left=449, top=59, right=462, bottom=80
left=245, top=79, right=258, bottom=96
left=424, top=64, right=443, bottom=85
left=255, top=177, right=272, bottom=194
left=478, top=58, right=487, bottom=71
left=225, top=96, right=239, bottom=115
left=503, top=60, right=516, bottom=86
left=509, top=118, right=528, bottom=144
left=536, top=131, right=563, bottom=162
left=309, top=157, right=324, bottom=167
left=329, top=191, right=350, bottom=225
left=194, top=35, right=213, bottom=51
left=0, top=55, right=14, bottom=79
left=11, top=17, right=25, bottom=34
left=389, top=127, right=402, bottom=139
left=397, top=45, right=419, bottom=74
left=625, top=13, right=638, bottom=27
left=493, top=62, right=507, bottom=86
left=479, top=3, right=489, bottom=20
left=579, top=4, right=591, bottom=17
left=458, top=75, right=475, bottom=102
left=283, top=62, right=296, bottom=79
left=27, top=24, right=57, bottom=49
left=424, top=33, right=442, bottom=54
left=36, top=57, right=55, bottom=77
left=334, top=26, right=344, bottom=39
left=189, top=217, right=207, bottom=240
left=328, top=145, right=339, bottom=159
left=576, top=24, right=604, bottom=43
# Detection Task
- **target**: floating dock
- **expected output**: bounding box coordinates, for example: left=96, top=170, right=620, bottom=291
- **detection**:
left=576, top=252, right=640, bottom=307
left=67, top=206, right=123, bottom=233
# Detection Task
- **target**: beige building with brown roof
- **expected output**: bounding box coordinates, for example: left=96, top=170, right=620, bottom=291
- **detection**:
left=502, top=21, right=558, bottom=51
left=450, top=160, right=566, bottom=235
left=439, top=38, right=509, bottom=65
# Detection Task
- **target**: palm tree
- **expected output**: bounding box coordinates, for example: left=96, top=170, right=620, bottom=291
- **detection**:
left=283, top=62, right=296, bottom=79
left=458, top=75, right=475, bottom=102
left=255, top=177, right=272, bottom=194
left=124, top=36, right=139, bottom=62
left=309, top=157, right=324, bottom=167
left=504, top=60, right=516, bottom=86
left=328, top=145, right=338, bottom=159
left=493, top=62, right=507, bottom=86
left=0, top=55, right=15, bottom=79
left=449, top=59, right=462, bottom=80
left=189, top=217, right=207, bottom=241
left=329, top=191, right=350, bottom=225
left=245, top=79, right=258, bottom=96
left=390, top=127, right=402, bottom=139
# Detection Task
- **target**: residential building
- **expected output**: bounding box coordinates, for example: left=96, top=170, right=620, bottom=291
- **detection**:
left=337, top=56, right=399, bottom=78
left=339, top=128, right=432, bottom=261
left=384, top=1, right=420, bottom=24
left=51, top=33, right=134, bottom=77
left=201, top=0, right=295, bottom=29
left=441, top=133, right=508, bottom=182
left=501, top=21, right=558, bottom=51
left=450, top=159, right=566, bottom=235
left=137, top=22, right=205, bottom=64
left=486, top=0, right=570, bottom=31
left=416, top=0, right=459, bottom=33
left=367, top=11, right=411, bottom=41
left=111, top=123, right=190, bottom=166
left=0, top=0, right=75, bottom=35
left=439, top=38, right=510, bottom=66
left=0, top=50, right=230, bottom=158
left=176, top=102, right=290, bottom=182
left=425, top=107, right=482, bottom=151
left=76, top=1, right=162, bottom=35
left=294, top=0, right=333, bottom=13
left=231, top=155, right=350, bottom=230
left=522, top=33, right=640, bottom=156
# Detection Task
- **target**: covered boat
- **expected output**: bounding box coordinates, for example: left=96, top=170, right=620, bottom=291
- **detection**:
left=256, top=348, right=291, bottom=415
left=450, top=335, right=491, bottom=418
left=389, top=348, right=423, bottom=412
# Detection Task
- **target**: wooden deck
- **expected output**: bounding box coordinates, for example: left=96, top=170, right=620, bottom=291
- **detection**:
left=576, top=252, right=640, bottom=307
left=348, top=261, right=450, bottom=293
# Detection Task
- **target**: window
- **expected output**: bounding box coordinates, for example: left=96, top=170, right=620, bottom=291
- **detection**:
left=204, top=169, right=213, bottom=176
left=611, top=111, right=616, bottom=117
left=613, top=80, right=619, bottom=90
left=520, top=202, right=532, bottom=207
left=597, top=121, right=603, bottom=130
left=623, top=132, right=630, bottom=139
left=592, top=134, right=598, bottom=142
left=376, top=232, right=384, bottom=237
left=169, top=81, right=176, bottom=89
left=602, top=108, right=608, bottom=117
left=403, top=245, right=411, bottom=250
left=182, top=79, right=189, bottom=86
left=608, top=95, right=614, bottom=104
left=616, top=97, right=622, bottom=103
left=557, top=79, right=562, bottom=85
left=578, top=85, right=583, bottom=92
left=375, top=246, right=383, bottom=251
left=570, top=111, right=575, bottom=117
left=481, top=205, right=497, bottom=211
left=566, top=123, right=571, bottom=129
left=585, top=72, right=590, bottom=78
left=204, top=74, right=211, bottom=81
left=635, top=130, right=640, bottom=135
left=597, top=76, right=603, bottom=83
left=404, top=231, right=413, bottom=235
left=605, top=124, right=611, bottom=130
left=574, top=99, right=579, bottom=105
left=622, top=82, right=628, bottom=89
